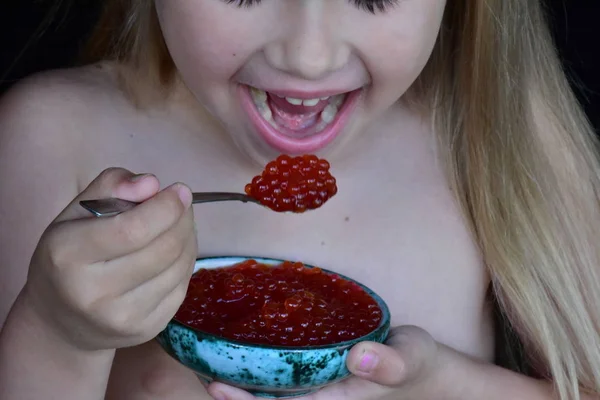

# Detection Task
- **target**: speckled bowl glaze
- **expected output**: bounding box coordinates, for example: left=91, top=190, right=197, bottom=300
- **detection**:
left=156, top=256, right=391, bottom=398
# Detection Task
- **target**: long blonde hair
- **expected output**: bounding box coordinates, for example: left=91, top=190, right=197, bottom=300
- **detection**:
left=84, top=1, right=600, bottom=399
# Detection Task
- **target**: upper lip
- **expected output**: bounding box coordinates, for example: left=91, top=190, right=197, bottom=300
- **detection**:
left=246, top=85, right=362, bottom=100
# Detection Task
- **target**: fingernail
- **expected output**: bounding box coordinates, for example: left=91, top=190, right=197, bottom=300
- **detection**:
left=129, top=173, right=151, bottom=182
left=176, top=184, right=193, bottom=208
left=358, top=351, right=379, bottom=373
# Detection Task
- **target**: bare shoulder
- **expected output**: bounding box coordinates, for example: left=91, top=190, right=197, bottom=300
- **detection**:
left=2, top=62, right=124, bottom=142
left=0, top=63, right=128, bottom=325
left=0, top=62, right=129, bottom=149
left=0, top=62, right=138, bottom=188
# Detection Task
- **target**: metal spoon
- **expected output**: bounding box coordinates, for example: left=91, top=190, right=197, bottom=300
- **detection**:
left=80, top=192, right=261, bottom=217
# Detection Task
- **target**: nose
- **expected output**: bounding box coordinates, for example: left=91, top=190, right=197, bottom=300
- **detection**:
left=263, top=5, right=350, bottom=80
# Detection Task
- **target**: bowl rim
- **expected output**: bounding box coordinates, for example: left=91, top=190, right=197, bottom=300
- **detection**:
left=168, top=255, right=391, bottom=351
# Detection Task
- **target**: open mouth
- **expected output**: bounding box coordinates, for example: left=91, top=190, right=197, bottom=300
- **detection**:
left=239, top=85, right=361, bottom=154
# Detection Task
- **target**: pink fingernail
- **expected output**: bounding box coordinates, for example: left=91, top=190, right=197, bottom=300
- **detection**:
left=358, top=351, right=379, bottom=373
left=176, top=185, right=193, bottom=208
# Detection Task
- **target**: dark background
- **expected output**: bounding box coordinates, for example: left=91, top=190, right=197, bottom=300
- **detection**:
left=1, top=1, right=599, bottom=132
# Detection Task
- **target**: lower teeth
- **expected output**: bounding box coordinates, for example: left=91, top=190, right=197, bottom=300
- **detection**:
left=250, top=87, right=345, bottom=132
left=320, top=104, right=337, bottom=124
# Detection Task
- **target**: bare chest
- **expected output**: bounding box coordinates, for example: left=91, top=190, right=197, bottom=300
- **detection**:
left=87, top=106, right=495, bottom=399
left=82, top=109, right=493, bottom=359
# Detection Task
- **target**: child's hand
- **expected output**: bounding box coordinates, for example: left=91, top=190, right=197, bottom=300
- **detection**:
left=22, top=168, right=198, bottom=352
left=207, top=326, right=458, bottom=400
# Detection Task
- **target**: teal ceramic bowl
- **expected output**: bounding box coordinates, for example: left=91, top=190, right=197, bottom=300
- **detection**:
left=156, top=256, right=391, bottom=398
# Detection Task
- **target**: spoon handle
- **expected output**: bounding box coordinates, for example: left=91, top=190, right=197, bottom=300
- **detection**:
left=79, top=192, right=258, bottom=217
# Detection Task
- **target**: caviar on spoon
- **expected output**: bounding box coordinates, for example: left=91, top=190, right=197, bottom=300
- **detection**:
left=244, top=154, right=337, bottom=213
left=79, top=154, right=337, bottom=217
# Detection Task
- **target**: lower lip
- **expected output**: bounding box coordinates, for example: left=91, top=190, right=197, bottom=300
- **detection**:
left=238, top=85, right=361, bottom=154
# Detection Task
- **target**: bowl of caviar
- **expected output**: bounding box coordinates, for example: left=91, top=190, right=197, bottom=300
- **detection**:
left=156, top=256, right=391, bottom=398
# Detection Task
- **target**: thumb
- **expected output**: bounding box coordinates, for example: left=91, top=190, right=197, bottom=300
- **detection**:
left=347, top=325, right=438, bottom=387
left=54, top=167, right=160, bottom=222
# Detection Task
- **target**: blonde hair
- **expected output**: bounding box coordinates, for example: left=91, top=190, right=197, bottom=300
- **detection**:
left=85, top=1, right=600, bottom=399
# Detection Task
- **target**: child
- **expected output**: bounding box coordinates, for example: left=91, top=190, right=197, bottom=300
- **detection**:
left=1, top=1, right=599, bottom=399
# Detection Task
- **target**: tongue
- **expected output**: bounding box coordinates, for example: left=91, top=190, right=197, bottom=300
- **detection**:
left=268, top=94, right=328, bottom=131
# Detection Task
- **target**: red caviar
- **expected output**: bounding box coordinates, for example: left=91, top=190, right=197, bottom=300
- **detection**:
left=175, top=260, right=383, bottom=347
left=245, top=154, right=337, bottom=213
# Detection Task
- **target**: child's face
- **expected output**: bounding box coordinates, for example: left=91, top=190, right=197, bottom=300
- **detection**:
left=155, top=0, right=446, bottom=163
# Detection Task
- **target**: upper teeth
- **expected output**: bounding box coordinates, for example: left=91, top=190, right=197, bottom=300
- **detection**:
left=249, top=87, right=346, bottom=130
left=284, top=97, right=302, bottom=105
left=285, top=97, right=324, bottom=107
left=301, top=98, right=320, bottom=107
left=331, top=95, right=345, bottom=108
left=250, top=87, right=267, bottom=102
left=251, top=88, right=335, bottom=108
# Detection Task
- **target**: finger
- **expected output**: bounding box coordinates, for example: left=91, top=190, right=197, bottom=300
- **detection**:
left=55, top=167, right=160, bottom=222
left=97, top=205, right=195, bottom=294
left=347, top=325, right=438, bottom=387
left=208, top=377, right=385, bottom=400
left=47, top=183, right=193, bottom=264
left=301, top=376, right=386, bottom=400
left=139, top=263, right=195, bottom=339
left=207, top=382, right=257, bottom=400
left=122, top=230, right=196, bottom=315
